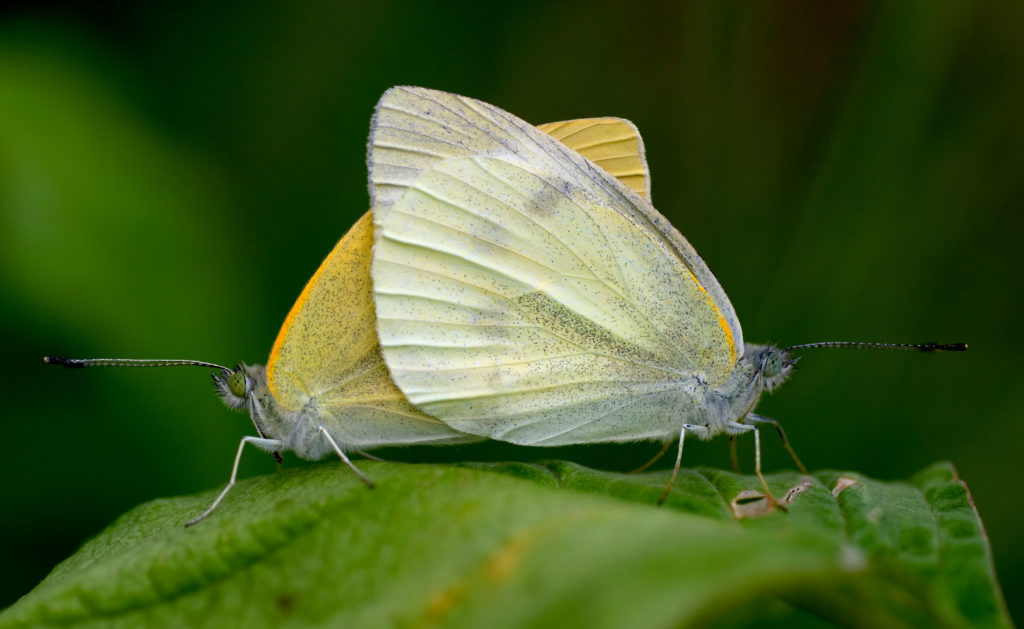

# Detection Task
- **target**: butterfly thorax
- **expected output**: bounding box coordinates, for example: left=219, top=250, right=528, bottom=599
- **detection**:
left=703, top=344, right=794, bottom=434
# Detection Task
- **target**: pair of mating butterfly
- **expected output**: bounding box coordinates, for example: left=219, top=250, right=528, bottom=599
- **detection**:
left=47, top=87, right=964, bottom=525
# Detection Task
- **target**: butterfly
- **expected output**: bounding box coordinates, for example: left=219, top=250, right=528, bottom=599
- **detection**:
left=368, top=86, right=964, bottom=508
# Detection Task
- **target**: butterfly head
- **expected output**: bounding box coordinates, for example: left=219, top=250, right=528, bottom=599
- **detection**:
left=757, top=346, right=795, bottom=392
left=212, top=363, right=282, bottom=443
left=213, top=363, right=254, bottom=410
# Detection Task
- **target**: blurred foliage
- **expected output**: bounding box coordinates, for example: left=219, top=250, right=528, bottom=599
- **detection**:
left=1, top=1, right=1021, bottom=626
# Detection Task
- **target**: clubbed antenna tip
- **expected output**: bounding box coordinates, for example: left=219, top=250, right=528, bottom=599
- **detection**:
left=44, top=356, right=86, bottom=368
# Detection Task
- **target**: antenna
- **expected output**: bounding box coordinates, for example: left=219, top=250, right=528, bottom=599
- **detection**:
left=783, top=342, right=967, bottom=352
left=44, top=355, right=285, bottom=465
left=44, top=356, right=231, bottom=371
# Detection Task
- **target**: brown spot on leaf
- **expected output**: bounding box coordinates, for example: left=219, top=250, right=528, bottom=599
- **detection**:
left=276, top=593, right=296, bottom=614
left=832, top=476, right=858, bottom=497
left=782, top=479, right=813, bottom=503
left=418, top=527, right=543, bottom=626
left=485, top=532, right=531, bottom=582
left=730, top=490, right=777, bottom=519
left=422, top=583, right=469, bottom=627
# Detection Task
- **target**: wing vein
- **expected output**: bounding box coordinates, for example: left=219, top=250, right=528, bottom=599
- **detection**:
left=474, top=159, right=687, bottom=362
left=381, top=310, right=686, bottom=378
left=508, top=387, right=677, bottom=444
left=423, top=374, right=678, bottom=405
left=389, top=196, right=598, bottom=283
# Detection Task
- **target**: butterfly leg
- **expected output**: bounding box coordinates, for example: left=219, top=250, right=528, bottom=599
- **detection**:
left=318, top=426, right=376, bottom=489
left=747, top=414, right=808, bottom=474
left=725, top=422, right=786, bottom=513
left=658, top=424, right=709, bottom=506
left=353, top=448, right=389, bottom=462
left=629, top=439, right=672, bottom=474
left=728, top=435, right=740, bottom=473
left=187, top=436, right=284, bottom=527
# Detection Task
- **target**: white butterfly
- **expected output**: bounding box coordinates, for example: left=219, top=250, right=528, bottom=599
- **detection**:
left=369, top=86, right=806, bottom=505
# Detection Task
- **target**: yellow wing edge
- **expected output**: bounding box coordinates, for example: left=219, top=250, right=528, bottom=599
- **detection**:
left=267, top=211, right=375, bottom=401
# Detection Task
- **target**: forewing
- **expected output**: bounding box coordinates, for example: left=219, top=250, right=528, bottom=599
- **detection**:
left=369, top=86, right=742, bottom=355
left=266, top=211, right=469, bottom=447
left=373, top=156, right=729, bottom=444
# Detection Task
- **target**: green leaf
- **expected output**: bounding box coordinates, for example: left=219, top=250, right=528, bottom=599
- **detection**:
left=0, top=461, right=1010, bottom=629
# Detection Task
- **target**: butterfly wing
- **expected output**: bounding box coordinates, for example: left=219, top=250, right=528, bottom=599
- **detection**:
left=264, top=114, right=655, bottom=448
left=370, top=86, right=739, bottom=349
left=536, top=118, right=650, bottom=201
left=267, top=211, right=471, bottom=447
left=370, top=88, right=742, bottom=445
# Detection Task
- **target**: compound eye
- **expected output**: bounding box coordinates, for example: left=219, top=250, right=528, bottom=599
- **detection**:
left=228, top=369, right=247, bottom=398
left=762, top=352, right=782, bottom=378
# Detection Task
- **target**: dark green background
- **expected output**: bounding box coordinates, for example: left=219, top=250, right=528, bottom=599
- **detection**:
left=2, top=1, right=1020, bottom=624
